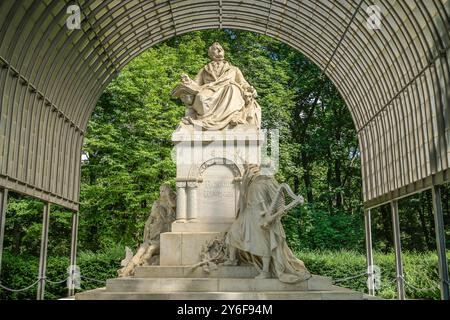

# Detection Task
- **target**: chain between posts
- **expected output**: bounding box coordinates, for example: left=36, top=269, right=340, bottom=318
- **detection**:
left=0, top=272, right=443, bottom=296
left=0, top=274, right=108, bottom=293
left=332, top=270, right=442, bottom=295
left=45, top=277, right=70, bottom=285
left=0, top=279, right=41, bottom=292
left=400, top=276, right=440, bottom=293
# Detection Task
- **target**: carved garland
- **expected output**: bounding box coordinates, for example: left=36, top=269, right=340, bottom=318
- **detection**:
left=198, top=158, right=242, bottom=179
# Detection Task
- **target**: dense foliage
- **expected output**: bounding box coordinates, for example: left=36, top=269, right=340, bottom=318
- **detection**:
left=0, top=247, right=123, bottom=300
left=1, top=30, right=449, bottom=300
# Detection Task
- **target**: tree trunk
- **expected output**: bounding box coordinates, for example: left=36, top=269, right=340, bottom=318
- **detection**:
left=334, top=155, right=342, bottom=208
left=12, top=223, right=22, bottom=255
left=444, top=184, right=450, bottom=227
left=418, top=196, right=431, bottom=251
left=333, top=105, right=343, bottom=209
left=327, top=147, right=333, bottom=211
left=293, top=174, right=299, bottom=194
left=381, top=205, right=393, bottom=252
left=301, top=149, right=313, bottom=203
left=425, top=190, right=435, bottom=249
left=292, top=95, right=319, bottom=206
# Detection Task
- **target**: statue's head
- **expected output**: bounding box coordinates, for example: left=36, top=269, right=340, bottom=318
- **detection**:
left=180, top=94, right=194, bottom=106
left=242, top=164, right=261, bottom=181
left=160, top=184, right=171, bottom=196
left=158, top=183, right=176, bottom=210
left=208, top=42, right=225, bottom=61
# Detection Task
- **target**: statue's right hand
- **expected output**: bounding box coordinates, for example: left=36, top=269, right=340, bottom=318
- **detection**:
left=261, top=216, right=275, bottom=230
left=298, top=195, right=305, bottom=205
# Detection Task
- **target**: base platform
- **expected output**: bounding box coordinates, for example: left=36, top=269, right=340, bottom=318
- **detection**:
left=75, top=265, right=379, bottom=300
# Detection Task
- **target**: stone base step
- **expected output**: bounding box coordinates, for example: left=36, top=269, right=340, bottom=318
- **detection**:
left=134, top=265, right=259, bottom=278
left=75, top=288, right=366, bottom=300
left=106, top=275, right=332, bottom=292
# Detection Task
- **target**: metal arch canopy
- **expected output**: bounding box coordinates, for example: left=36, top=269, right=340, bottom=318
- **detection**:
left=0, top=0, right=449, bottom=211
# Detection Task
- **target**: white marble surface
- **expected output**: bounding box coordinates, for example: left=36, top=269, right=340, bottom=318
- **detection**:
left=172, top=124, right=263, bottom=231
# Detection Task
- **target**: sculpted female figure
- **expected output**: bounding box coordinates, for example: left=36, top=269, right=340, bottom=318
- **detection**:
left=225, top=164, right=311, bottom=283
left=172, top=42, right=261, bottom=130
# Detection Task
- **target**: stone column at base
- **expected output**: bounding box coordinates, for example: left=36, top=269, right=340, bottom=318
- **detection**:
left=187, top=181, right=198, bottom=220
left=233, top=177, right=241, bottom=218
left=176, top=182, right=187, bottom=221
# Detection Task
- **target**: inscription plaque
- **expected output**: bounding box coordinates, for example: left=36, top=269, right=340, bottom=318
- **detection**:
left=198, top=164, right=237, bottom=220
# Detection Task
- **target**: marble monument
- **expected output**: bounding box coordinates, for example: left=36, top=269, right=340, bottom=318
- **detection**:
left=78, top=43, right=373, bottom=300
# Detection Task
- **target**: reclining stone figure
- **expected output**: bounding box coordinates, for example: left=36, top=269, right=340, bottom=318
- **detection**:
left=118, top=184, right=176, bottom=277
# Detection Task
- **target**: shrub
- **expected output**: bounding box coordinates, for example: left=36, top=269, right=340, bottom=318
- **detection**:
left=296, top=250, right=446, bottom=300
left=0, top=246, right=123, bottom=300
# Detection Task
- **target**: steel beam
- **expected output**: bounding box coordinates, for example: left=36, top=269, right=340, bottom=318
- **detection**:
left=36, top=202, right=50, bottom=300
left=68, top=210, right=79, bottom=297
left=431, top=185, right=450, bottom=300
left=364, top=209, right=375, bottom=295
left=0, top=188, right=8, bottom=277
left=0, top=176, right=79, bottom=211
left=0, top=55, right=84, bottom=134
left=391, top=200, right=405, bottom=300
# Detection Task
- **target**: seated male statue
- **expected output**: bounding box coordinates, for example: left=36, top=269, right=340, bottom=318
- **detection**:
left=224, top=164, right=311, bottom=283
left=172, top=42, right=261, bottom=130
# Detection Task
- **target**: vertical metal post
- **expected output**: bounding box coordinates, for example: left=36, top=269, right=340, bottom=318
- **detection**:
left=364, top=209, right=375, bottom=295
left=391, top=200, right=405, bottom=300
left=0, top=188, right=8, bottom=277
left=68, top=210, right=79, bottom=297
left=37, top=202, right=50, bottom=300
left=431, top=185, right=450, bottom=300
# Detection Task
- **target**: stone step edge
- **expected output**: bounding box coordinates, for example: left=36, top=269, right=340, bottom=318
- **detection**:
left=76, top=289, right=365, bottom=300
left=134, top=265, right=259, bottom=278
left=110, top=276, right=332, bottom=282
left=105, top=276, right=333, bottom=293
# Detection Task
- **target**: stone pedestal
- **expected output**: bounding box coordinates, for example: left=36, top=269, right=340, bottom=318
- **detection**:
left=75, top=265, right=375, bottom=300
left=172, top=124, right=263, bottom=226
left=159, top=232, right=222, bottom=266
left=159, top=124, right=263, bottom=266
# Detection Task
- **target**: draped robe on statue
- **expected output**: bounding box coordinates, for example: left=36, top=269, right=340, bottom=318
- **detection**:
left=179, top=60, right=259, bottom=130
left=226, top=174, right=311, bottom=283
